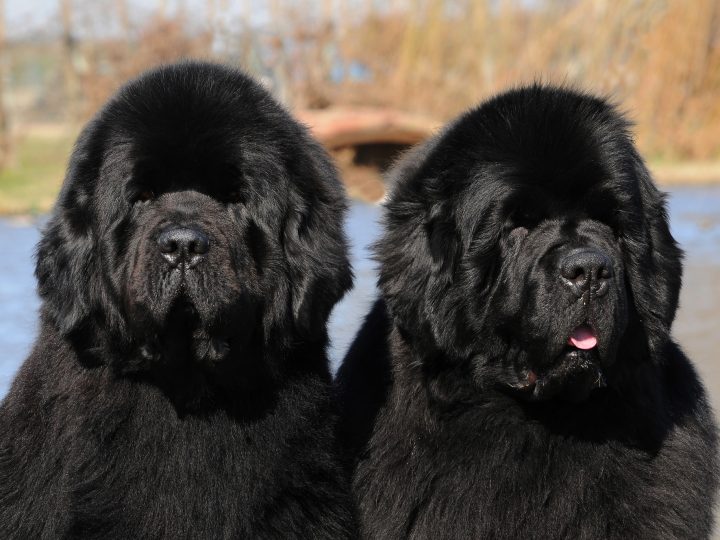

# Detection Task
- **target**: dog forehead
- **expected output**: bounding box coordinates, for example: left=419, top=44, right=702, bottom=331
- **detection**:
left=124, top=125, right=244, bottom=167
left=156, top=189, right=221, bottom=210
left=101, top=81, right=289, bottom=175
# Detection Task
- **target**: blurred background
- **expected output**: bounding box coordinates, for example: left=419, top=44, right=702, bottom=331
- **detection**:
left=0, top=0, right=718, bottom=415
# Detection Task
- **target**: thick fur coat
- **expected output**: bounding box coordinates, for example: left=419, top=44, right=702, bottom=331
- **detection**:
left=0, top=62, right=356, bottom=538
left=337, top=86, right=718, bottom=539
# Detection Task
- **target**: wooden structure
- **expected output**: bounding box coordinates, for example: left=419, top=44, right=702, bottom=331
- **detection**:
left=297, top=107, right=439, bottom=202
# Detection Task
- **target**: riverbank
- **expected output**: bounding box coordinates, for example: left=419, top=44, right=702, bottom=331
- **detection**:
left=652, top=161, right=720, bottom=185
left=0, top=133, right=73, bottom=215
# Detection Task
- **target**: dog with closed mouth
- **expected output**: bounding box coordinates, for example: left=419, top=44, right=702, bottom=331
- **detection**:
left=0, top=62, right=357, bottom=538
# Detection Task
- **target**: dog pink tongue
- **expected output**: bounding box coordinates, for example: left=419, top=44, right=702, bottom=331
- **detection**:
left=568, top=326, right=597, bottom=350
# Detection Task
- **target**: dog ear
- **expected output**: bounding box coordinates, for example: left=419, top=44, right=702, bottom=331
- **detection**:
left=425, top=204, right=461, bottom=278
left=283, top=140, right=353, bottom=343
left=622, top=156, right=683, bottom=356
left=35, top=121, right=113, bottom=356
left=377, top=192, right=466, bottom=352
left=376, top=137, right=468, bottom=356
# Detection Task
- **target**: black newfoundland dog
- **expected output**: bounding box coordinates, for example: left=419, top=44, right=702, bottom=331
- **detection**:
left=337, top=85, right=718, bottom=538
left=0, top=62, right=357, bottom=538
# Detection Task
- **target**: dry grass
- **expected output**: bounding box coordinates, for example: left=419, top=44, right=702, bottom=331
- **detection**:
left=324, top=0, right=720, bottom=161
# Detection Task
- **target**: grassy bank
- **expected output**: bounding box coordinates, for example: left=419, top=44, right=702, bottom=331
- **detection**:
left=1, top=133, right=719, bottom=215
left=0, top=134, right=74, bottom=215
left=650, top=162, right=720, bottom=186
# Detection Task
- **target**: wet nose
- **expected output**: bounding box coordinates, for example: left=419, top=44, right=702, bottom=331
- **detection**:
left=157, top=226, right=209, bottom=267
left=560, top=248, right=612, bottom=297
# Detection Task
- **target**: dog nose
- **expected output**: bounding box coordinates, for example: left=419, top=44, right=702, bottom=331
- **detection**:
left=157, top=227, right=209, bottom=267
left=560, top=248, right=612, bottom=297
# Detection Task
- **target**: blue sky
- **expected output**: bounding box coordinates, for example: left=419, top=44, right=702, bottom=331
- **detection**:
left=4, top=1, right=392, bottom=41
left=5, top=0, right=245, bottom=40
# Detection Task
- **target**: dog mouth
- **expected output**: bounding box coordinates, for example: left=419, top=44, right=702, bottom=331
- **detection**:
left=135, top=297, right=234, bottom=366
left=509, top=324, right=607, bottom=402
left=164, top=297, right=234, bottom=361
left=164, top=296, right=200, bottom=327
left=126, top=246, right=258, bottom=369
left=138, top=261, right=239, bottom=325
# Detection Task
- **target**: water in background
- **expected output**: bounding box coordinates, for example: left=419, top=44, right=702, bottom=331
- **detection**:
left=0, top=217, right=43, bottom=396
left=1, top=187, right=719, bottom=403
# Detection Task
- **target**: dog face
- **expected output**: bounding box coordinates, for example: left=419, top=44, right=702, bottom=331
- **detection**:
left=377, top=85, right=681, bottom=401
left=470, top=179, right=630, bottom=401
left=36, top=62, right=352, bottom=375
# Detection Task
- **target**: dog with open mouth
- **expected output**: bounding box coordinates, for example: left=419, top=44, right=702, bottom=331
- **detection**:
left=336, top=85, right=718, bottom=539
left=0, top=62, right=357, bottom=538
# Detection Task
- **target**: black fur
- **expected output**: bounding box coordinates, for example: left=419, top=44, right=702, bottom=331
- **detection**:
left=0, top=62, right=357, bottom=538
left=337, top=85, right=718, bottom=539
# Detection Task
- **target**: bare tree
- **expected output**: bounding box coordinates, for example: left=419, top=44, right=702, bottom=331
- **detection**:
left=116, top=0, right=131, bottom=37
left=5, top=0, right=720, bottom=162
left=60, top=0, right=81, bottom=124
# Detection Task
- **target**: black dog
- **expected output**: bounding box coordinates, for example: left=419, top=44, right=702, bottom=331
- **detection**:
left=337, top=85, right=718, bottom=538
left=0, top=62, right=356, bottom=538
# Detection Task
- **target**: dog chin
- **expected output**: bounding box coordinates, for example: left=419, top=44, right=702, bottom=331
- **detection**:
left=508, top=351, right=607, bottom=403
left=508, top=325, right=612, bottom=402
left=533, top=349, right=607, bottom=402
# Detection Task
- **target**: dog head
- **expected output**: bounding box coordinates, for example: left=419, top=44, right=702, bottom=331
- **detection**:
left=36, top=62, right=352, bottom=377
left=377, top=85, right=681, bottom=401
